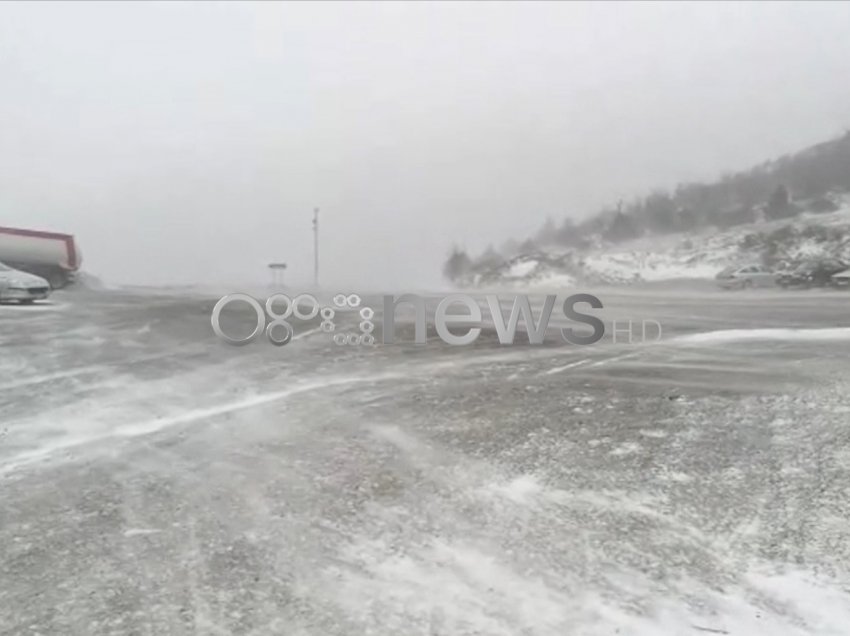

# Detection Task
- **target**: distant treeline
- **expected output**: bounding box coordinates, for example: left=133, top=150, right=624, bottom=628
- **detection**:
left=445, top=131, right=850, bottom=282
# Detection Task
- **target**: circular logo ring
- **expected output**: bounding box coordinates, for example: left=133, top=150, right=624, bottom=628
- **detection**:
left=292, top=294, right=320, bottom=320
left=265, top=293, right=293, bottom=319
left=211, top=294, right=266, bottom=346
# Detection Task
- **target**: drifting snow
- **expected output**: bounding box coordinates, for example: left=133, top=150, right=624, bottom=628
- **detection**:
left=332, top=467, right=850, bottom=636
left=0, top=300, right=69, bottom=312
left=0, top=373, right=397, bottom=474
left=672, top=327, right=850, bottom=345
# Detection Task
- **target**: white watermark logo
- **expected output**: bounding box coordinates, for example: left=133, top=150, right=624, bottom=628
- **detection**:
left=211, top=292, right=662, bottom=347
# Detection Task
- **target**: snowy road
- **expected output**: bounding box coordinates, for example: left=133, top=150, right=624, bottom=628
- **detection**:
left=1, top=286, right=849, bottom=635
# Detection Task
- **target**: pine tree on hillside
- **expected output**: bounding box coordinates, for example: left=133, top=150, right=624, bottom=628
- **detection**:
left=443, top=246, right=473, bottom=282
left=765, top=184, right=799, bottom=220
left=642, top=190, right=677, bottom=233
left=517, top=238, right=540, bottom=255
left=554, top=217, right=586, bottom=247
left=535, top=217, right=558, bottom=245
left=604, top=212, right=641, bottom=242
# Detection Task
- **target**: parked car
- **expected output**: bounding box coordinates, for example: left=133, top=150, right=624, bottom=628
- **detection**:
left=831, top=268, right=850, bottom=288
left=777, top=259, right=848, bottom=288
left=715, top=264, right=776, bottom=289
left=0, top=260, right=51, bottom=304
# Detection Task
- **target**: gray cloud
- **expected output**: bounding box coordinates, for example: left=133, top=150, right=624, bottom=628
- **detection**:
left=1, top=2, right=849, bottom=288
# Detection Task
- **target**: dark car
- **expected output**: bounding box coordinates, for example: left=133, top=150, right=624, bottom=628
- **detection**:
left=777, top=259, right=848, bottom=288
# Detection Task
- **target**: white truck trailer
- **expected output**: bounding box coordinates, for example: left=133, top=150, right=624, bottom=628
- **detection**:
left=0, top=226, right=82, bottom=289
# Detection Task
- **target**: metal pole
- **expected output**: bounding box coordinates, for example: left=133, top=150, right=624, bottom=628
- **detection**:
left=313, top=208, right=319, bottom=288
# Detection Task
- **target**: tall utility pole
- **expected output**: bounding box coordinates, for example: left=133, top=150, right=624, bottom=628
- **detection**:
left=312, top=208, right=319, bottom=288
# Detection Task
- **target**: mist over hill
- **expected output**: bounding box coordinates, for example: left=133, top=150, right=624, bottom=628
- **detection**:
left=445, top=131, right=850, bottom=286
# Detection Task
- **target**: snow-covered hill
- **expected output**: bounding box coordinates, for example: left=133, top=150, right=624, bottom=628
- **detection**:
left=470, top=197, right=850, bottom=287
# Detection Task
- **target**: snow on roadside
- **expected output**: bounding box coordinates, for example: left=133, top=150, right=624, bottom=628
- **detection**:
left=671, top=327, right=850, bottom=345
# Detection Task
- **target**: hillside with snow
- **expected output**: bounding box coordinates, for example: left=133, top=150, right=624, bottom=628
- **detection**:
left=445, top=132, right=850, bottom=288
left=466, top=198, right=850, bottom=288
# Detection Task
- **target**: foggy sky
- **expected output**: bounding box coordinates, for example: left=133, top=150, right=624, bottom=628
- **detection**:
left=1, top=2, right=849, bottom=289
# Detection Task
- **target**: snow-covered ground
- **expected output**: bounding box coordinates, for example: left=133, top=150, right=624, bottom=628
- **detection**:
left=1, top=287, right=848, bottom=635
